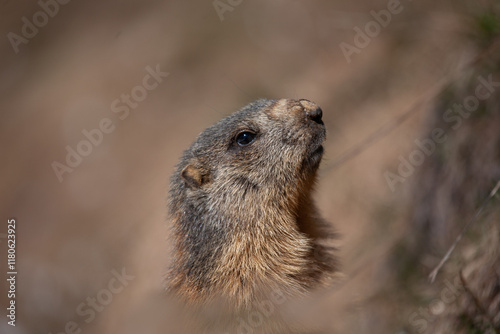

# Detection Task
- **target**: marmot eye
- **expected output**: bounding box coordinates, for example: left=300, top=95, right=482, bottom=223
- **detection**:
left=236, top=131, right=257, bottom=146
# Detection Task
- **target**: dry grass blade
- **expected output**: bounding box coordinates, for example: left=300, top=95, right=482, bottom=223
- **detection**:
left=428, top=180, right=500, bottom=283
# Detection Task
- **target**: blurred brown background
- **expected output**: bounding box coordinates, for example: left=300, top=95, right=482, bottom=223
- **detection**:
left=1, top=0, right=499, bottom=333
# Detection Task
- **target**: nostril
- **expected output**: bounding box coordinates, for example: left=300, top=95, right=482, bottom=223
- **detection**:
left=306, top=106, right=323, bottom=124
left=299, top=99, right=324, bottom=125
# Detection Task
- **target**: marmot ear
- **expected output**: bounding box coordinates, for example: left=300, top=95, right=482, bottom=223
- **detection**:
left=181, top=164, right=208, bottom=189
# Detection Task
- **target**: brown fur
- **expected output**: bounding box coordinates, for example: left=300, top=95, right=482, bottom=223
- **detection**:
left=165, top=98, right=336, bottom=332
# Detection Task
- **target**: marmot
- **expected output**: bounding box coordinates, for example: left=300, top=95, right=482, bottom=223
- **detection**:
left=166, top=98, right=336, bottom=332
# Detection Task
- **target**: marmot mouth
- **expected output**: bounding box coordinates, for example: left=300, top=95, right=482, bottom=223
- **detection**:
left=305, top=145, right=324, bottom=168
left=312, top=145, right=324, bottom=157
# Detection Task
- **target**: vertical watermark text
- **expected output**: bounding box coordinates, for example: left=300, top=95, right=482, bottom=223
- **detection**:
left=6, top=218, right=17, bottom=327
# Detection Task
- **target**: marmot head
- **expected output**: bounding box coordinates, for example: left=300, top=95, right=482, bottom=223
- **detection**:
left=168, top=98, right=330, bottom=306
left=172, top=98, right=325, bottom=202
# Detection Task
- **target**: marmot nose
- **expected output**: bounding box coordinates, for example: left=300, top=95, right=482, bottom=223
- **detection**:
left=300, top=99, right=323, bottom=125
